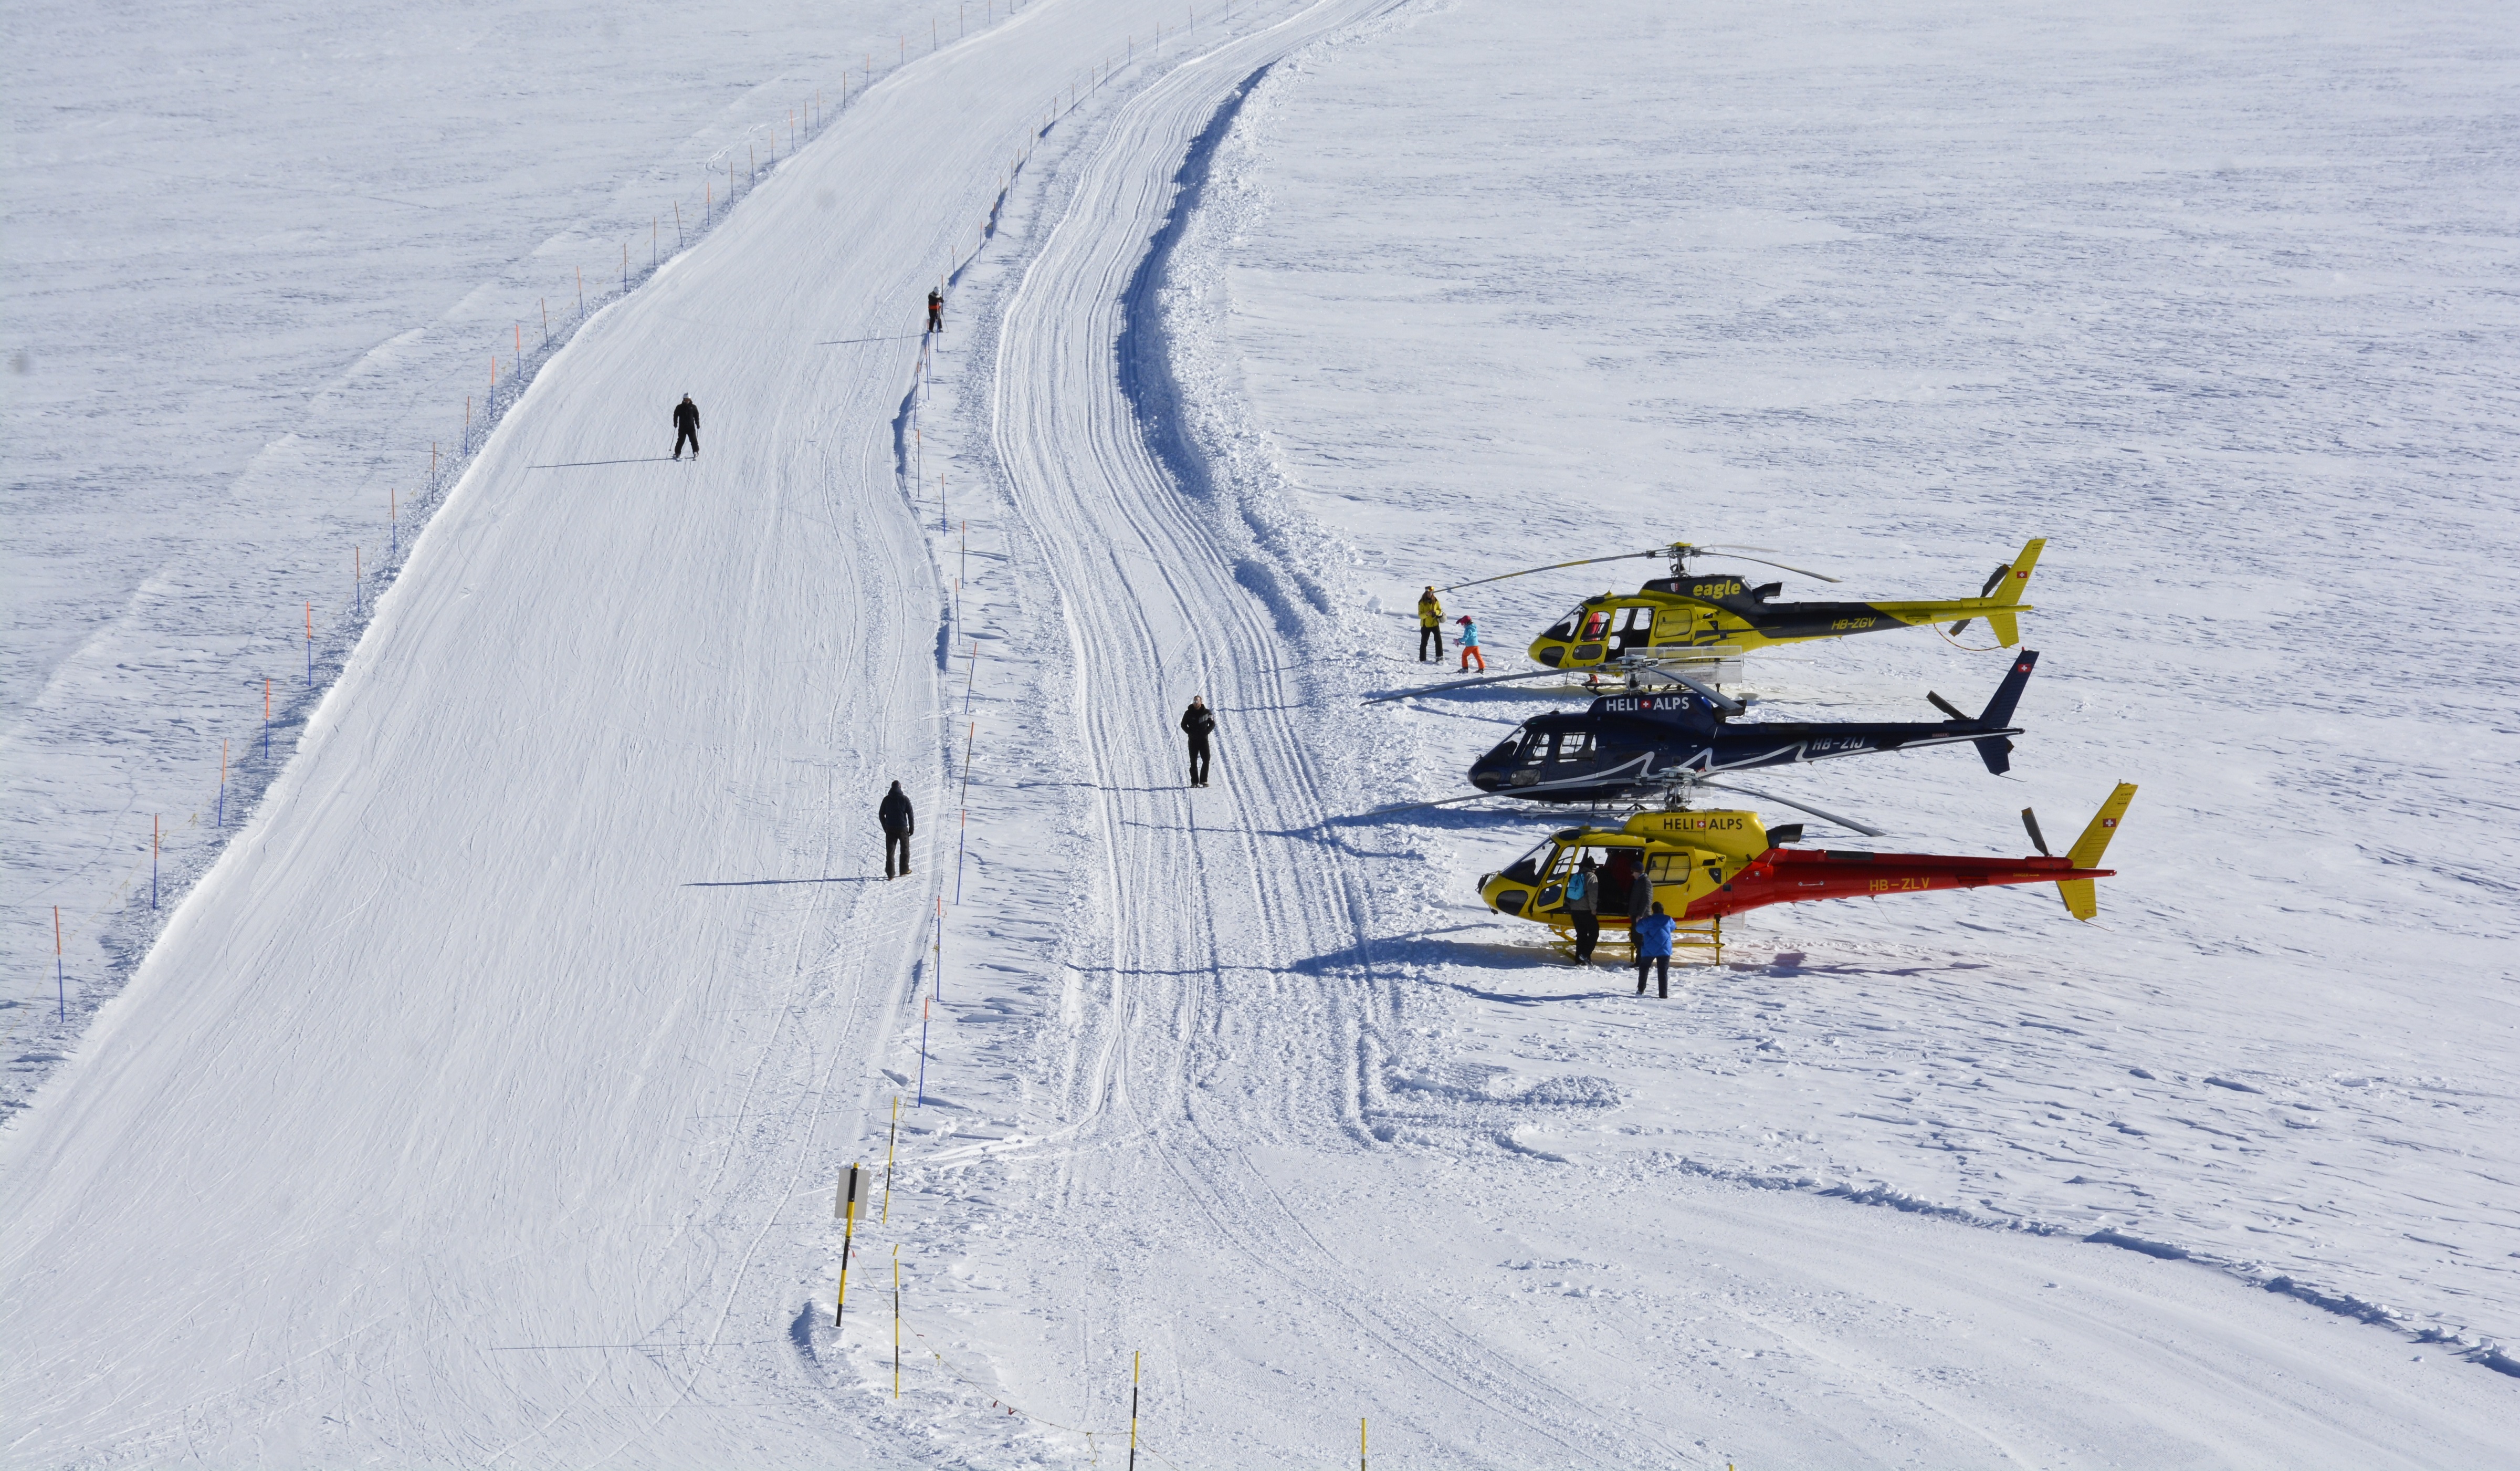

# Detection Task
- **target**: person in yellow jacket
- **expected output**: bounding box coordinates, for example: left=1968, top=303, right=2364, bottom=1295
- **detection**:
left=1416, top=586, right=1444, bottom=662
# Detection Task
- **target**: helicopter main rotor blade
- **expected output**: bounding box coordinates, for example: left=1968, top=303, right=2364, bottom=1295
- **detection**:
left=1361, top=666, right=1578, bottom=704
left=1434, top=548, right=1663, bottom=595
left=1694, top=547, right=1844, bottom=584
left=1692, top=778, right=1888, bottom=838
left=1363, top=790, right=1515, bottom=817
left=1631, top=666, right=1746, bottom=716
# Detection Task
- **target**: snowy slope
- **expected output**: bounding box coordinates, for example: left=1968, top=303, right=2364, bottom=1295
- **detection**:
left=6, top=0, right=2517, bottom=1464
left=0, top=1, right=1257, bottom=1460
left=3, top=0, right=989, bottom=1115
left=1203, top=0, right=2520, bottom=1359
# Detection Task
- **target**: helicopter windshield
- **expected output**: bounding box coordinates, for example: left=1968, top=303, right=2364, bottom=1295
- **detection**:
left=1540, top=606, right=1587, bottom=641
left=1498, top=834, right=1559, bottom=885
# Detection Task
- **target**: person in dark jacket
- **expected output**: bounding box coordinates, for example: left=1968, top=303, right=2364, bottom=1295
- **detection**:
left=1180, top=696, right=1215, bottom=786
left=1629, top=865, right=1654, bottom=928
left=926, top=289, right=944, bottom=333
left=1565, top=853, right=1601, bottom=963
left=879, top=780, right=915, bottom=878
left=1633, top=902, right=1676, bottom=998
left=672, top=395, right=700, bottom=460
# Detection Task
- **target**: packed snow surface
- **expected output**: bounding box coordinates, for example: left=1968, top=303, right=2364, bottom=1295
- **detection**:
left=5, top=0, right=2518, bottom=1465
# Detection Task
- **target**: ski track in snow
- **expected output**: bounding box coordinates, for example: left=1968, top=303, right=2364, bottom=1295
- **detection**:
left=5, top=0, right=2519, bottom=1464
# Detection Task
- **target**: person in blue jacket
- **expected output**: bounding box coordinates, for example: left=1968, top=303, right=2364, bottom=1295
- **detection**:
left=1456, top=614, right=1486, bottom=673
left=1633, top=901, right=1676, bottom=998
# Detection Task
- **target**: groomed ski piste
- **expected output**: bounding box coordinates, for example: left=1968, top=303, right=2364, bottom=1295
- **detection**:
left=5, top=0, right=2517, bottom=1464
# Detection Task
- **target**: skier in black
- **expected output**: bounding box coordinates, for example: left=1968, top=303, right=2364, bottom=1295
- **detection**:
left=1180, top=696, right=1215, bottom=787
left=880, top=780, right=915, bottom=878
left=672, top=395, right=700, bottom=460
left=926, top=289, right=944, bottom=333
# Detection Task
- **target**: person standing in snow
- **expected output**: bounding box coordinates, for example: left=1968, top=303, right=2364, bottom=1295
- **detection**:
left=1633, top=901, right=1676, bottom=998
left=1565, top=852, right=1601, bottom=964
left=1180, top=695, right=1216, bottom=787
left=672, top=394, right=700, bottom=460
left=1456, top=614, right=1485, bottom=673
left=879, top=780, right=915, bottom=879
left=1416, top=587, right=1445, bottom=662
left=1628, top=864, right=1654, bottom=931
left=926, top=289, right=944, bottom=333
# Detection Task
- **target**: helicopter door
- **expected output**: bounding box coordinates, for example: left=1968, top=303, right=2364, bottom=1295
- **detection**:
left=1609, top=606, right=1653, bottom=655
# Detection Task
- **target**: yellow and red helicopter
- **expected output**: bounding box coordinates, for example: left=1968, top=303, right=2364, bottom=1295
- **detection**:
left=1438, top=537, right=2045, bottom=672
left=1476, top=779, right=2135, bottom=961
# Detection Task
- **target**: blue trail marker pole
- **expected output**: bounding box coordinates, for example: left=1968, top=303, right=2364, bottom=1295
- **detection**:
left=55, top=906, right=65, bottom=1022
left=305, top=602, right=313, bottom=689
left=263, top=679, right=271, bottom=762
left=151, top=815, right=159, bottom=910
left=217, top=739, right=227, bottom=828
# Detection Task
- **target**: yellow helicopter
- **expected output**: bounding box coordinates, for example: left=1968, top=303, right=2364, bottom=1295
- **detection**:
left=1440, top=538, right=2044, bottom=671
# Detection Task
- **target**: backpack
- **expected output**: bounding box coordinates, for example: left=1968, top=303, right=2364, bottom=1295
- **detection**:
left=1566, top=872, right=1589, bottom=902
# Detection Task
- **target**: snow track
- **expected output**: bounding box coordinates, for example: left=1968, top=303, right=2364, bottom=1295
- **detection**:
left=7, top=0, right=2517, bottom=1463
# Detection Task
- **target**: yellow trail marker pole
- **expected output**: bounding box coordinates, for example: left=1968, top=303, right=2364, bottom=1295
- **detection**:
left=883, top=1096, right=899, bottom=1223
left=1361, top=1416, right=1368, bottom=1470
left=834, top=1162, right=865, bottom=1330
left=1128, top=1351, right=1140, bottom=1470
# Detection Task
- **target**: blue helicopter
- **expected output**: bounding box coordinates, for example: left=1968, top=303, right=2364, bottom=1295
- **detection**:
left=1462, top=652, right=2041, bottom=806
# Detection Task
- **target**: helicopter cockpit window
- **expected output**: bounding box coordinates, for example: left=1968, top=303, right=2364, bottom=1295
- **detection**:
left=1541, top=608, right=1584, bottom=642
left=1499, top=836, right=1558, bottom=886
left=1549, top=731, right=1594, bottom=764
left=1579, top=610, right=1613, bottom=643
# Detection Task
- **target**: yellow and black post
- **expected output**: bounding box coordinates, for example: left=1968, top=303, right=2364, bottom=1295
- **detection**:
left=1128, top=1351, right=1141, bottom=1470
left=883, top=1096, right=899, bottom=1224
left=834, top=1163, right=864, bottom=1331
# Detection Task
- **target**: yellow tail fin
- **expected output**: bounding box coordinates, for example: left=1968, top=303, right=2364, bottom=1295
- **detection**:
left=2057, top=781, right=2137, bottom=921
left=1993, top=538, right=2044, bottom=606
left=1985, top=611, right=2020, bottom=647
